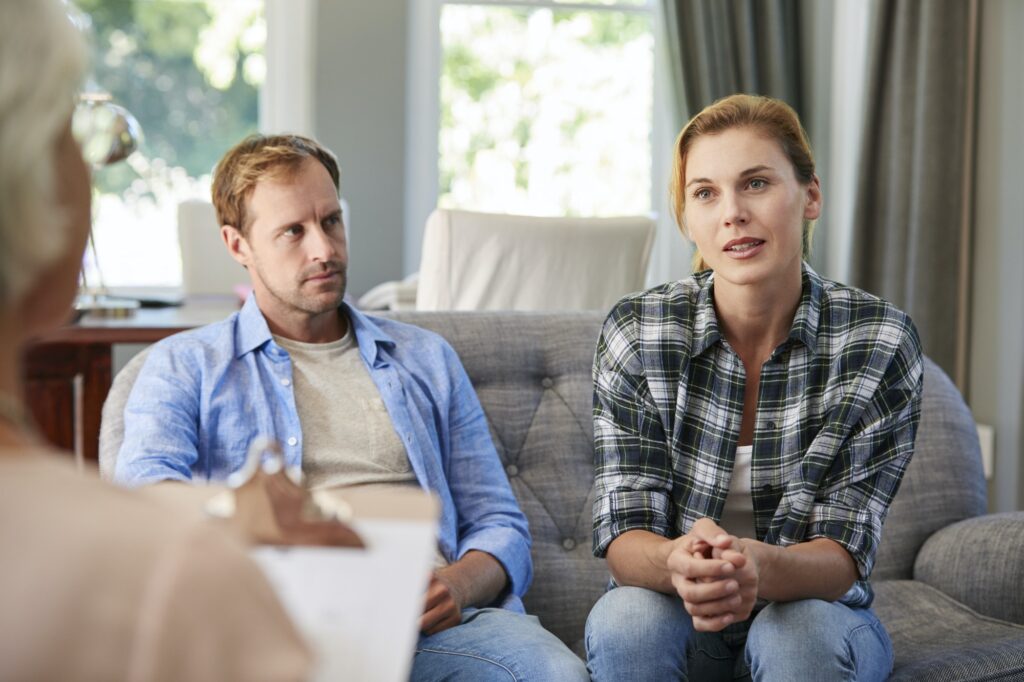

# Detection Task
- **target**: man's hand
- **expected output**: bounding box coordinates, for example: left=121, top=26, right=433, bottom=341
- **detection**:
left=420, top=573, right=464, bottom=636
left=666, top=518, right=759, bottom=632
left=418, top=550, right=508, bottom=636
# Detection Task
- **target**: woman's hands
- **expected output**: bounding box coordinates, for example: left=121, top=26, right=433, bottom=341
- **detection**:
left=666, top=518, right=760, bottom=631
left=606, top=520, right=859, bottom=631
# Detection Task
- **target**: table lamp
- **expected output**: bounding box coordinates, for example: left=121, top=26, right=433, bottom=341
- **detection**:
left=71, top=89, right=144, bottom=317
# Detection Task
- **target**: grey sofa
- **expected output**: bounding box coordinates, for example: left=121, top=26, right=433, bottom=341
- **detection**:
left=101, top=312, right=1024, bottom=680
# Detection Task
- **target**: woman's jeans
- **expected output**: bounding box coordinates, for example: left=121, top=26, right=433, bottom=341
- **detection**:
left=585, top=586, right=894, bottom=681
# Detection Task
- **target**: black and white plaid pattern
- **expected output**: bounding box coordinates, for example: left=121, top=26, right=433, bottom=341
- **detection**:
left=592, top=264, right=923, bottom=607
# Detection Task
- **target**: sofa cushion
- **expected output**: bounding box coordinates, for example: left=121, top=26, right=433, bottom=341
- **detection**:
left=874, top=580, right=1024, bottom=680
left=389, top=311, right=608, bottom=655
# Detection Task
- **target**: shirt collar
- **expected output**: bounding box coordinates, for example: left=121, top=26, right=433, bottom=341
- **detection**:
left=691, top=271, right=721, bottom=358
left=690, top=262, right=822, bottom=359
left=235, top=293, right=397, bottom=363
left=236, top=293, right=274, bottom=357
left=787, top=263, right=822, bottom=356
left=345, top=303, right=397, bottom=368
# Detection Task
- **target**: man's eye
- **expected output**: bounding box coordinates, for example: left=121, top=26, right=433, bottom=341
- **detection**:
left=325, top=215, right=342, bottom=227
left=284, top=225, right=302, bottom=237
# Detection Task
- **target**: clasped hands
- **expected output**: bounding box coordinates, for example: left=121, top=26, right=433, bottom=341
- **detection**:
left=666, top=518, right=759, bottom=632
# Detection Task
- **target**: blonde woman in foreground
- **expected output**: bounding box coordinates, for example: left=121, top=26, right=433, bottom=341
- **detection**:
left=0, top=1, right=310, bottom=679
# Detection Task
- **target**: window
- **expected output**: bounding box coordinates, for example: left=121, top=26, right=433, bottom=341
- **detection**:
left=77, top=0, right=265, bottom=288
left=437, top=0, right=655, bottom=217
left=407, top=0, right=677, bottom=281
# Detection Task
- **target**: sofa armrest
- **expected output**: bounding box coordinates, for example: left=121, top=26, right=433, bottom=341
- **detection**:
left=913, top=512, right=1024, bottom=625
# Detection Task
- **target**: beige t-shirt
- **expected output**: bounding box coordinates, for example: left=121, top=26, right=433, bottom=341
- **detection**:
left=0, top=447, right=311, bottom=682
left=274, top=330, right=416, bottom=492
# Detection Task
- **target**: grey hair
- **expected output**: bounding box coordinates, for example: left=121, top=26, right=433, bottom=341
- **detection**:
left=0, top=0, right=88, bottom=308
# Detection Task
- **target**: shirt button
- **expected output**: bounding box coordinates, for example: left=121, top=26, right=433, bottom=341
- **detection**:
left=541, top=377, right=554, bottom=389
left=562, top=538, right=576, bottom=551
left=287, top=436, right=298, bottom=446
left=505, top=464, right=519, bottom=477
left=767, top=421, right=778, bottom=430
left=280, top=378, right=291, bottom=387
left=405, top=434, right=413, bottom=444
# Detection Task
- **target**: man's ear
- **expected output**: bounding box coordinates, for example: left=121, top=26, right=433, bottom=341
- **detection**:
left=221, top=224, right=250, bottom=268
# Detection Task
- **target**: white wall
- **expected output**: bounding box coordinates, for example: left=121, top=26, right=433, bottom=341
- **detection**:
left=313, top=0, right=408, bottom=298
left=970, top=0, right=1024, bottom=512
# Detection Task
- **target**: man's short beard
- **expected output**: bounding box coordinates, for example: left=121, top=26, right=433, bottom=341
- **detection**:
left=299, top=267, right=347, bottom=314
left=256, top=260, right=348, bottom=317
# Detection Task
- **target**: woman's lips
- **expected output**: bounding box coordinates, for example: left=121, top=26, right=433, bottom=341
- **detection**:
left=722, top=239, right=766, bottom=259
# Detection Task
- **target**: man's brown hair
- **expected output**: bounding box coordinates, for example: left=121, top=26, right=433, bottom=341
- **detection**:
left=211, top=134, right=340, bottom=234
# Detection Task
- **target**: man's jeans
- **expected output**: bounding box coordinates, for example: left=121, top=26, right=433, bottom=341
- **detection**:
left=412, top=607, right=589, bottom=681
left=585, top=586, right=894, bottom=681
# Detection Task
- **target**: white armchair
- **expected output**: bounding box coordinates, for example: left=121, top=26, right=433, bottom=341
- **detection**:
left=177, top=199, right=247, bottom=296
left=413, top=208, right=655, bottom=311
left=177, top=197, right=351, bottom=297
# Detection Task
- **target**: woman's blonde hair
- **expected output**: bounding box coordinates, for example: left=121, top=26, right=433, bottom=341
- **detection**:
left=670, top=94, right=817, bottom=272
left=0, top=0, right=87, bottom=308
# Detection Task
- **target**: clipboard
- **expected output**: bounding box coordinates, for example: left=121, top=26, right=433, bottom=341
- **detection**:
left=207, top=439, right=441, bottom=682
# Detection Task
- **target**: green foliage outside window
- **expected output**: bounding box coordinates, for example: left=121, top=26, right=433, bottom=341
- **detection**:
left=74, top=0, right=264, bottom=286
left=77, top=0, right=263, bottom=197
left=439, top=5, right=653, bottom=217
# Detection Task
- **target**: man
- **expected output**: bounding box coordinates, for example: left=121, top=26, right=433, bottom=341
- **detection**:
left=115, top=134, right=587, bottom=680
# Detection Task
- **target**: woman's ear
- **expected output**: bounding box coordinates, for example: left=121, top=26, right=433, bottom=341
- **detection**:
left=804, top=174, right=823, bottom=220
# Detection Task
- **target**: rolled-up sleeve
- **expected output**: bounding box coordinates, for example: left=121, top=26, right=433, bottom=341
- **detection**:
left=592, top=304, right=674, bottom=557
left=804, top=318, right=924, bottom=580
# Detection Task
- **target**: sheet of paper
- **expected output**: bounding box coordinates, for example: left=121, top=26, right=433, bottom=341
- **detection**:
left=250, top=494, right=438, bottom=682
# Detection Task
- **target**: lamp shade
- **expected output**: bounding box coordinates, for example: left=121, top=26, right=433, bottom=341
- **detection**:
left=72, top=93, right=142, bottom=167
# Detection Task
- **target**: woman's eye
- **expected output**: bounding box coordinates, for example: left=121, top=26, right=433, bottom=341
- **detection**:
left=749, top=178, right=767, bottom=190
left=694, top=188, right=712, bottom=200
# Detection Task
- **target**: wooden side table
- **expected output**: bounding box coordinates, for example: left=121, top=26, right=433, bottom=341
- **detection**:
left=22, top=297, right=238, bottom=466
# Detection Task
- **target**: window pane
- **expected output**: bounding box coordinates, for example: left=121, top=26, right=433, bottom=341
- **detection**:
left=439, top=5, right=653, bottom=217
left=78, top=0, right=264, bottom=288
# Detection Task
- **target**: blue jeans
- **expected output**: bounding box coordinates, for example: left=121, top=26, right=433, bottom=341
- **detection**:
left=585, top=586, right=894, bottom=681
left=412, top=607, right=589, bottom=681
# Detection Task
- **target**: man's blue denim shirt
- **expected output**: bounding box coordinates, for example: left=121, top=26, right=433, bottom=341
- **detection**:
left=114, top=295, right=532, bottom=610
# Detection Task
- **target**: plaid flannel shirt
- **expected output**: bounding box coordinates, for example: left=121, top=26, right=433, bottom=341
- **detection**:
left=592, top=264, right=923, bottom=607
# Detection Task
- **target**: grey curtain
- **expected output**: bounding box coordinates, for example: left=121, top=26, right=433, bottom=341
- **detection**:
left=850, top=0, right=979, bottom=390
left=661, top=0, right=804, bottom=119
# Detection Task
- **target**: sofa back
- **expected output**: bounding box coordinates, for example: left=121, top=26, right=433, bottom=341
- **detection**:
left=389, top=312, right=608, bottom=656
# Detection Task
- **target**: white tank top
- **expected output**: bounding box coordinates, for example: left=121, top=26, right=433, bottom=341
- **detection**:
left=720, top=445, right=757, bottom=541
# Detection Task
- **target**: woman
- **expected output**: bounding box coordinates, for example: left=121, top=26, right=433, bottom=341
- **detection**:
left=585, top=94, right=923, bottom=681
left=0, top=2, right=309, bottom=678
